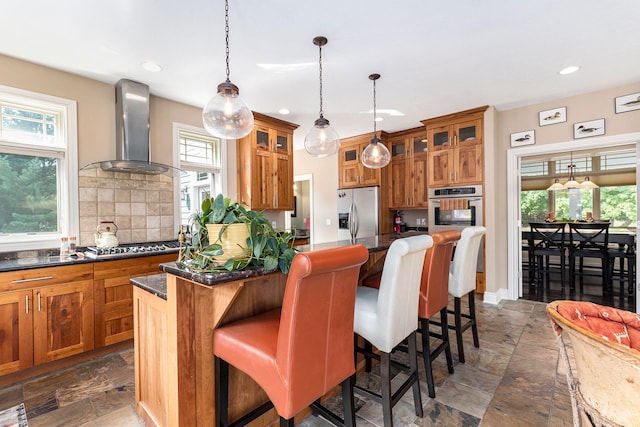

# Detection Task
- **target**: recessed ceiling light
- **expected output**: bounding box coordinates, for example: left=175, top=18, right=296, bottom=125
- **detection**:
left=559, top=66, right=580, bottom=75
left=375, top=117, right=384, bottom=122
left=142, top=61, right=162, bottom=72
left=278, top=108, right=290, bottom=115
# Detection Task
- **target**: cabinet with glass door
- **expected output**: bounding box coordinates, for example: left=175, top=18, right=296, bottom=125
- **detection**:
left=423, top=106, right=487, bottom=187
left=237, top=112, right=299, bottom=210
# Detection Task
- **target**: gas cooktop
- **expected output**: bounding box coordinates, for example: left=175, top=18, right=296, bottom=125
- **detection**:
left=84, top=240, right=181, bottom=259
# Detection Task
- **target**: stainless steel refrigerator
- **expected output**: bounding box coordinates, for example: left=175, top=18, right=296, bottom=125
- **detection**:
left=337, top=186, right=379, bottom=240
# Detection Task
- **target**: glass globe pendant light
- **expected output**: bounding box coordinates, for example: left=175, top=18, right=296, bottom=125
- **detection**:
left=202, top=0, right=254, bottom=140
left=304, top=36, right=340, bottom=157
left=361, top=74, right=390, bottom=169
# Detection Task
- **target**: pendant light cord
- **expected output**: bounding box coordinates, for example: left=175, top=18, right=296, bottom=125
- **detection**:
left=224, top=0, right=231, bottom=83
left=373, top=77, right=377, bottom=137
left=318, top=43, right=324, bottom=118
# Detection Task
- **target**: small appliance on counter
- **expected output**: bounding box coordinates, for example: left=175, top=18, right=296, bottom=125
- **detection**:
left=95, top=221, right=119, bottom=248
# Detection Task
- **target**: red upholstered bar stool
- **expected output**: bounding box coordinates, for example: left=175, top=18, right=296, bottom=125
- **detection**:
left=417, top=230, right=460, bottom=397
left=354, top=235, right=433, bottom=427
left=448, top=226, right=486, bottom=363
left=213, top=245, right=369, bottom=427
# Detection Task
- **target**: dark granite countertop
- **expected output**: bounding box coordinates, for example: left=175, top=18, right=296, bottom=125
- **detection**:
left=0, top=249, right=179, bottom=273
left=158, top=232, right=429, bottom=288
left=130, top=273, right=168, bottom=299
left=160, top=262, right=278, bottom=287
left=294, top=232, right=428, bottom=253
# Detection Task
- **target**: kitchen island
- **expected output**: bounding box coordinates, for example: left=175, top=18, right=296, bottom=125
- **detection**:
left=131, top=233, right=421, bottom=427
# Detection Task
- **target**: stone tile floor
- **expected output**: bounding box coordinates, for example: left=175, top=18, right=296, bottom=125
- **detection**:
left=0, top=298, right=572, bottom=426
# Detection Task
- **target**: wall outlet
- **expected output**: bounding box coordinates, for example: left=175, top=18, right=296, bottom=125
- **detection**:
left=326, top=218, right=331, bottom=225
left=271, top=221, right=277, bottom=227
left=421, top=218, right=427, bottom=225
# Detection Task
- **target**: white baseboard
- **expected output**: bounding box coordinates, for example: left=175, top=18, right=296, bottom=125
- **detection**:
left=483, top=288, right=512, bottom=305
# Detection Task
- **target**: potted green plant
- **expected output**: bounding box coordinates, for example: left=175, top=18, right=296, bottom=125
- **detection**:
left=177, top=194, right=298, bottom=273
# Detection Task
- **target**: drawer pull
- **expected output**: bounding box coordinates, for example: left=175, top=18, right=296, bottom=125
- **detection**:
left=26, top=295, right=29, bottom=314
left=11, top=276, right=53, bottom=284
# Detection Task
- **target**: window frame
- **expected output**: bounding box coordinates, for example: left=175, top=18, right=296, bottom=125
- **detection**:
left=172, top=122, right=227, bottom=229
left=0, top=85, right=78, bottom=251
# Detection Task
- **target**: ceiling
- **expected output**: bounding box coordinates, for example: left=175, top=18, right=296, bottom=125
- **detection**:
left=2, top=0, right=640, bottom=150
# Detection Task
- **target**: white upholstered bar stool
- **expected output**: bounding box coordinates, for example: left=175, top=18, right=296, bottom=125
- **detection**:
left=448, top=226, right=486, bottom=363
left=354, top=235, right=433, bottom=427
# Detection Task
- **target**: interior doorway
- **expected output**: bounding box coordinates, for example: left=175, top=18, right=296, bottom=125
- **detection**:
left=285, top=174, right=313, bottom=244
left=506, top=132, right=640, bottom=312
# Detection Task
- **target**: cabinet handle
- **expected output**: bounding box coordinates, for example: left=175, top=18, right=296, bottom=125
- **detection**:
left=12, top=275, right=53, bottom=284
left=37, top=292, right=41, bottom=312
left=26, top=295, right=29, bottom=314
left=454, top=171, right=458, bottom=182
left=454, top=134, right=457, bottom=146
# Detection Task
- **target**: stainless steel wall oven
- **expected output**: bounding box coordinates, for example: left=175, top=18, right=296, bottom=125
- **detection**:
left=428, top=184, right=484, bottom=271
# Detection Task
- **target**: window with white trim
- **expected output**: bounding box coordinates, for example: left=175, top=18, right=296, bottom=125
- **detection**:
left=175, top=125, right=224, bottom=228
left=0, top=86, right=78, bottom=250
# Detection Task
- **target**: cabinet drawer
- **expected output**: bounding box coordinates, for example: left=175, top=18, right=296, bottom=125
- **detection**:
left=0, top=264, right=93, bottom=292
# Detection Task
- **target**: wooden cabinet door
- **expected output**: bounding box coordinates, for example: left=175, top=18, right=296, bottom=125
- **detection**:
left=360, top=152, right=381, bottom=187
left=251, top=150, right=275, bottom=210
left=428, top=150, right=451, bottom=187
left=410, top=133, right=429, bottom=207
left=454, top=118, right=482, bottom=147
left=454, top=145, right=483, bottom=185
left=412, top=154, right=429, bottom=207
left=339, top=143, right=361, bottom=188
left=33, top=280, right=94, bottom=365
left=427, top=124, right=451, bottom=152
left=275, top=153, right=293, bottom=210
left=389, top=157, right=411, bottom=209
left=0, top=290, right=33, bottom=375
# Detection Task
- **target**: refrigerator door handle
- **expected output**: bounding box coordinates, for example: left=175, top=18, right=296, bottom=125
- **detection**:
left=352, top=204, right=359, bottom=239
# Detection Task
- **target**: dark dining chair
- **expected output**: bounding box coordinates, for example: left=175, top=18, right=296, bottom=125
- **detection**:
left=529, top=222, right=568, bottom=290
left=568, top=222, right=611, bottom=295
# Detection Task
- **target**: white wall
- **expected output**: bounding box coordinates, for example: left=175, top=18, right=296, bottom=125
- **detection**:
left=293, top=150, right=339, bottom=243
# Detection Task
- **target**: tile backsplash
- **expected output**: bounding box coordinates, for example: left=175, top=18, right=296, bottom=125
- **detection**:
left=78, top=168, right=175, bottom=246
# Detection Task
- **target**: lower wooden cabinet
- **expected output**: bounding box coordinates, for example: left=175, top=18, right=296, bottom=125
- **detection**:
left=0, top=264, right=94, bottom=375
left=93, top=253, right=177, bottom=348
left=0, top=253, right=176, bottom=377
left=33, top=280, right=94, bottom=365
left=0, top=290, right=33, bottom=376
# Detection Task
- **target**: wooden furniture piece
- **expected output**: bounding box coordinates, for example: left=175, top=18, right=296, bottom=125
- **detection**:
left=213, top=245, right=368, bottom=427
left=387, top=127, right=429, bottom=209
left=422, top=106, right=487, bottom=188
left=448, top=226, right=486, bottom=363
left=93, top=253, right=177, bottom=347
left=547, top=300, right=640, bottom=426
left=529, top=222, right=568, bottom=290
left=353, top=235, right=432, bottom=427
left=568, top=222, right=611, bottom=295
left=0, top=264, right=94, bottom=375
left=338, top=132, right=388, bottom=189
left=237, top=112, right=299, bottom=210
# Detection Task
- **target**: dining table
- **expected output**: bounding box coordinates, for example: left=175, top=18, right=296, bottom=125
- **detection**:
left=522, top=224, right=635, bottom=294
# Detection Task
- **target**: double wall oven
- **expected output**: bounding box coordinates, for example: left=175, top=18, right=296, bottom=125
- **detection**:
left=428, top=184, right=484, bottom=271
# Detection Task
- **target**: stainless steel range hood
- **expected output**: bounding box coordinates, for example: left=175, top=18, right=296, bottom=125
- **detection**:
left=82, top=79, right=181, bottom=176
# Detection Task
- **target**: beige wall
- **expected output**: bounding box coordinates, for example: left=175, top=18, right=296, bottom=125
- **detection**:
left=488, top=81, right=640, bottom=298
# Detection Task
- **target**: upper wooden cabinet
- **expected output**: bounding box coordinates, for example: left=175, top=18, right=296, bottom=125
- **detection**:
left=388, top=128, right=429, bottom=209
left=422, top=106, right=488, bottom=187
left=338, top=132, right=388, bottom=189
left=237, top=112, right=299, bottom=210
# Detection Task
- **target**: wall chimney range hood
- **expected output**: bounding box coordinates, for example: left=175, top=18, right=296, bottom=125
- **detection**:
left=81, top=79, right=181, bottom=176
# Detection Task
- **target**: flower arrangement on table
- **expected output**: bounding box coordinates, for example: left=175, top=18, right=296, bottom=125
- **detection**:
left=177, top=194, right=297, bottom=273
